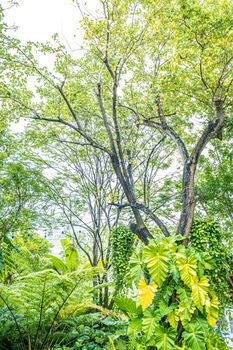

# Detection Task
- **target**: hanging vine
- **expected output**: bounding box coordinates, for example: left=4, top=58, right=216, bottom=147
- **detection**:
left=110, top=224, right=134, bottom=292
left=190, top=220, right=232, bottom=307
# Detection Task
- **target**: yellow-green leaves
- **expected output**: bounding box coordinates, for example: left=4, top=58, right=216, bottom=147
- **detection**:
left=167, top=311, right=179, bottom=329
left=144, top=242, right=170, bottom=286
left=176, top=255, right=197, bottom=288
left=142, top=308, right=161, bottom=341
left=154, top=325, right=177, bottom=350
left=131, top=237, right=225, bottom=349
left=206, top=290, right=219, bottom=328
left=182, top=323, right=206, bottom=350
left=137, top=278, right=158, bottom=310
left=191, top=276, right=209, bottom=311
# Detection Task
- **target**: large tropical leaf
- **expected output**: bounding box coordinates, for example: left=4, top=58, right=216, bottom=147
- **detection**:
left=115, top=297, right=142, bottom=319
left=61, top=238, right=79, bottom=271
left=167, top=311, right=179, bottom=329
left=205, top=290, right=219, bottom=328
left=154, top=325, right=177, bottom=350
left=128, top=318, right=142, bottom=334
left=191, top=275, right=209, bottom=311
left=175, top=301, right=195, bottom=325
left=182, top=323, right=206, bottom=350
left=177, top=256, right=197, bottom=288
left=176, top=287, right=195, bottom=324
left=137, top=278, right=158, bottom=310
left=129, top=251, right=144, bottom=284
left=45, top=254, right=68, bottom=274
left=159, top=300, right=177, bottom=317
left=142, top=308, right=161, bottom=341
left=189, top=316, right=209, bottom=334
left=144, top=243, right=170, bottom=286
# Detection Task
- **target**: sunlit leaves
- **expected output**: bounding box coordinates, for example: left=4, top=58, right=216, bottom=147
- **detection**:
left=144, top=242, right=170, bottom=286
left=182, top=323, right=206, bottom=350
left=142, top=308, right=161, bottom=341
left=137, top=278, right=158, bottom=311
left=154, top=325, right=177, bottom=350
left=205, top=290, right=219, bottom=328
left=191, top=275, right=209, bottom=311
left=176, top=255, right=197, bottom=288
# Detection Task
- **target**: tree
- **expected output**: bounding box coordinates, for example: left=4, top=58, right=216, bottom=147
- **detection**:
left=1, top=0, right=232, bottom=244
left=37, top=143, right=122, bottom=306
left=0, top=130, right=46, bottom=237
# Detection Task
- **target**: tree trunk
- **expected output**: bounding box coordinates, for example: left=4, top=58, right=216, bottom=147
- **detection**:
left=177, top=159, right=197, bottom=236
left=110, top=154, right=153, bottom=244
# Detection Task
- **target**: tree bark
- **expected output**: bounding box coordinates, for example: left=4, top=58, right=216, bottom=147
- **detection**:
left=177, top=159, right=197, bottom=236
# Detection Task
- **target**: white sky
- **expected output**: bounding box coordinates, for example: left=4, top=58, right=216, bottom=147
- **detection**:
left=4, top=0, right=81, bottom=47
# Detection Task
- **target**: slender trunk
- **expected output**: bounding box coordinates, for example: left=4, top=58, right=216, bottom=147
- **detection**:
left=177, top=159, right=197, bottom=236
left=92, top=240, right=99, bottom=303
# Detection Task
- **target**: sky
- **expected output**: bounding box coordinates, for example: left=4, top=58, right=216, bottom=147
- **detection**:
left=4, top=0, right=81, bottom=46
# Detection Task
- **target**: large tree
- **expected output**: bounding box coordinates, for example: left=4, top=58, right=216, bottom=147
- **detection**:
left=1, top=0, right=232, bottom=244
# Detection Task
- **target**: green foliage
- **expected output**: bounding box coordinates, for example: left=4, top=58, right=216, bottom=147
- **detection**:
left=111, top=224, right=134, bottom=291
left=190, top=220, right=232, bottom=307
left=46, top=238, right=79, bottom=275
left=116, top=236, right=228, bottom=349
left=0, top=231, right=51, bottom=283
left=0, top=267, right=102, bottom=349
left=50, top=313, right=127, bottom=350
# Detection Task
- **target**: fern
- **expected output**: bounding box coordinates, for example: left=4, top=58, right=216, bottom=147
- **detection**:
left=0, top=267, right=101, bottom=350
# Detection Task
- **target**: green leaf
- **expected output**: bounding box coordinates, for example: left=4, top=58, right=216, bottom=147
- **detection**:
left=205, top=290, right=219, bottom=328
left=176, top=287, right=195, bottom=324
left=158, top=300, right=177, bottom=317
left=128, top=318, right=142, bottom=337
left=182, top=323, right=206, bottom=350
left=144, top=242, right=170, bottom=286
left=177, top=255, right=197, bottom=288
left=129, top=251, right=144, bottom=284
left=142, top=308, right=161, bottom=341
left=115, top=297, right=142, bottom=319
left=191, top=275, right=209, bottom=311
left=45, top=254, right=68, bottom=274
left=154, top=325, right=177, bottom=350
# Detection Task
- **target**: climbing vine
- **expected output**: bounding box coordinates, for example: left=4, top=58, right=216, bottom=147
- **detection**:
left=111, top=224, right=134, bottom=292
left=190, top=220, right=232, bottom=307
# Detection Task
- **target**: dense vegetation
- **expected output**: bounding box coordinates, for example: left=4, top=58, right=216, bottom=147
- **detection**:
left=0, top=0, right=232, bottom=349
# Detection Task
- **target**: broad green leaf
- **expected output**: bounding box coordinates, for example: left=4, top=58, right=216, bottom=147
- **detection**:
left=144, top=243, right=170, bottom=286
left=129, top=251, right=144, bottom=284
left=167, top=311, right=179, bottom=329
left=159, top=300, right=177, bottom=317
left=128, top=318, right=142, bottom=337
left=191, top=275, right=209, bottom=311
left=177, top=256, right=197, bottom=287
left=175, top=300, right=195, bottom=324
left=142, top=308, right=161, bottom=341
left=182, top=323, right=206, bottom=350
left=205, top=290, right=219, bottom=328
left=115, top=297, right=142, bottom=319
left=188, top=316, right=209, bottom=334
left=45, top=254, right=68, bottom=274
left=154, top=325, right=177, bottom=350
left=137, top=278, right=158, bottom=310
left=176, top=287, right=195, bottom=324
